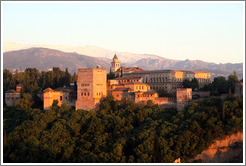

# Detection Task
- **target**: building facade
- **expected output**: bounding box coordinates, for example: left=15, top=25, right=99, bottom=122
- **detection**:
left=76, top=68, right=107, bottom=110
left=123, top=70, right=211, bottom=93
left=108, top=76, right=168, bottom=106
left=176, top=88, right=192, bottom=111
left=5, top=84, right=22, bottom=107
left=115, top=66, right=145, bottom=77
left=43, top=86, right=76, bottom=110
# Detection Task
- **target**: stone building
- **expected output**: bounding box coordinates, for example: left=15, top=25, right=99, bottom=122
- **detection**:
left=123, top=70, right=211, bottom=93
left=176, top=88, right=192, bottom=111
left=43, top=86, right=76, bottom=110
left=115, top=66, right=145, bottom=77
left=108, top=76, right=168, bottom=106
left=110, top=54, right=120, bottom=73
left=5, top=84, right=22, bottom=106
left=233, top=81, right=243, bottom=97
left=76, top=68, right=107, bottom=111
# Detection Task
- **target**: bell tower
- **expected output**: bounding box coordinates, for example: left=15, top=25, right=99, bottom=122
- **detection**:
left=110, top=53, right=120, bottom=73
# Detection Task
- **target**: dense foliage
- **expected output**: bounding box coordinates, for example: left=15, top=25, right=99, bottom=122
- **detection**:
left=3, top=96, right=243, bottom=163
left=182, top=78, right=199, bottom=90
left=202, top=72, right=239, bottom=95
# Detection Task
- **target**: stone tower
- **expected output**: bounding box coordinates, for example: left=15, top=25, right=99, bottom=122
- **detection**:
left=110, top=53, right=120, bottom=73
left=76, top=68, right=107, bottom=111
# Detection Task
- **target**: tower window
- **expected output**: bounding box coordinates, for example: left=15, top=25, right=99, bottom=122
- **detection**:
left=60, top=96, right=63, bottom=101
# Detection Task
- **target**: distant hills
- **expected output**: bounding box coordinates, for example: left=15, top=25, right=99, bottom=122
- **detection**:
left=3, top=47, right=109, bottom=74
left=3, top=42, right=243, bottom=79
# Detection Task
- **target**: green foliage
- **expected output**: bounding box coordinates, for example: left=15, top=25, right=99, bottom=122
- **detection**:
left=201, top=72, right=240, bottom=94
left=156, top=89, right=174, bottom=97
left=182, top=78, right=199, bottom=90
left=107, top=72, right=116, bottom=80
left=16, top=93, right=33, bottom=111
left=3, top=96, right=242, bottom=163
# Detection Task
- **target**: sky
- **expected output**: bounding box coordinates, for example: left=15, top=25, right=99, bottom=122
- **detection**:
left=2, top=1, right=245, bottom=64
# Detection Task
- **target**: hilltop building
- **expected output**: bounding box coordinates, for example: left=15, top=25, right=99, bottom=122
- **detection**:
left=115, top=66, right=145, bottom=77
left=123, top=70, right=211, bottom=93
left=41, top=54, right=212, bottom=111
left=76, top=68, right=107, bottom=110
left=43, top=86, right=76, bottom=110
left=110, top=54, right=120, bottom=73
left=108, top=76, right=168, bottom=106
left=5, top=84, right=22, bottom=106
left=176, top=88, right=192, bottom=111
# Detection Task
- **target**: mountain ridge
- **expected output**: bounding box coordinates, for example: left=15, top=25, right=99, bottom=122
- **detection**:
left=3, top=43, right=243, bottom=79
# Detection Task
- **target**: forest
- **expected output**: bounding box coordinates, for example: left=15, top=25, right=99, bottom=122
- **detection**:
left=3, top=96, right=243, bottom=163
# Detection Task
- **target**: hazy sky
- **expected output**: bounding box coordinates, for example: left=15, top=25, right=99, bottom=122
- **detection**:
left=2, top=1, right=245, bottom=64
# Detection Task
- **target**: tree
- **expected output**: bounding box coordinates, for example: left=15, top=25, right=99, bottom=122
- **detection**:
left=182, top=78, right=199, bottom=90
left=72, top=72, right=77, bottom=83
left=17, top=93, right=33, bottom=110
left=64, top=68, right=72, bottom=87
left=227, top=71, right=239, bottom=93
left=52, top=100, right=59, bottom=109
left=182, top=79, right=191, bottom=88
left=107, top=72, right=116, bottom=80
left=228, top=87, right=232, bottom=98
left=157, top=89, right=173, bottom=97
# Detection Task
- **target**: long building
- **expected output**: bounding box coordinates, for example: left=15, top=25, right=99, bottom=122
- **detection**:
left=122, top=70, right=211, bottom=93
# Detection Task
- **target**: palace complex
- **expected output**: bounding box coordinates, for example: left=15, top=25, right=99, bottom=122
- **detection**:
left=40, top=54, right=213, bottom=111
left=5, top=54, right=219, bottom=110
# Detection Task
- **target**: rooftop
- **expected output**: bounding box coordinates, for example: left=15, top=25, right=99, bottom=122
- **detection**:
left=123, top=69, right=210, bottom=75
left=112, top=87, right=134, bottom=91
left=114, top=76, right=142, bottom=80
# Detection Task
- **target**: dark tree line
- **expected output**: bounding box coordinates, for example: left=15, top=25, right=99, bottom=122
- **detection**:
left=3, top=95, right=243, bottom=163
left=201, top=72, right=239, bottom=95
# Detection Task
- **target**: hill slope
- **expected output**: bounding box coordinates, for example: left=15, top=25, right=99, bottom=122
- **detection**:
left=3, top=45, right=243, bottom=79
left=3, top=47, right=110, bottom=73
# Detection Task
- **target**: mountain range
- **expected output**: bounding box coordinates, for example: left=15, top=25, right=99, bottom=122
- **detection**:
left=3, top=42, right=243, bottom=79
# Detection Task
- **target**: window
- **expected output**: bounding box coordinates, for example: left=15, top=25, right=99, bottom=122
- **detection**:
left=81, top=93, right=83, bottom=96
left=88, top=93, right=89, bottom=96
left=60, top=96, right=63, bottom=101
left=84, top=93, right=86, bottom=96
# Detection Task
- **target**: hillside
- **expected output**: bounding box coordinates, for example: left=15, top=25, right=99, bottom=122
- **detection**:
left=3, top=47, right=110, bottom=74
